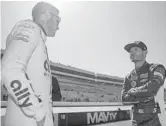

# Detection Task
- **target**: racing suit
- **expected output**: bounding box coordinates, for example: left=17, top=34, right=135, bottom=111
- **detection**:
left=121, top=61, right=166, bottom=126
left=1, top=19, right=53, bottom=126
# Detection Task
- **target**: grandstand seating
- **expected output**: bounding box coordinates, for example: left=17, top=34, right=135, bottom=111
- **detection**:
left=1, top=49, right=165, bottom=102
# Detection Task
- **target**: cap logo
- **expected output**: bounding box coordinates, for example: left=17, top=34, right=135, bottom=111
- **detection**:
left=134, top=41, right=141, bottom=44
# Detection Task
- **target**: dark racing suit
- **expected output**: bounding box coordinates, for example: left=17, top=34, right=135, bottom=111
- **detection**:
left=121, top=61, right=166, bottom=126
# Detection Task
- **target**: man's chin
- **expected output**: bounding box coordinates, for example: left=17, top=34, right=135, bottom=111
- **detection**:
left=47, top=32, right=56, bottom=37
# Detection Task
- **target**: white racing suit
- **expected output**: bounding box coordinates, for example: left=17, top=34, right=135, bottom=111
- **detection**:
left=1, top=19, right=53, bottom=126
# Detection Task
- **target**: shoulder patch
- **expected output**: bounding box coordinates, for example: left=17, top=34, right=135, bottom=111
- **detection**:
left=154, top=66, right=166, bottom=80
left=155, top=66, right=165, bottom=75
left=150, top=64, right=166, bottom=85
left=11, top=20, right=38, bottom=43
left=154, top=71, right=164, bottom=80
left=149, top=64, right=160, bottom=72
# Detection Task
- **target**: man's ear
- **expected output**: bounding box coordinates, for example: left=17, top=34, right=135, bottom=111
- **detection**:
left=44, top=10, right=52, bottom=19
left=143, top=50, right=148, bottom=58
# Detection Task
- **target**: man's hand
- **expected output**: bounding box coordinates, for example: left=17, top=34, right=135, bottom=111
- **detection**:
left=128, top=88, right=154, bottom=103
left=128, top=88, right=137, bottom=95
left=36, top=116, right=46, bottom=126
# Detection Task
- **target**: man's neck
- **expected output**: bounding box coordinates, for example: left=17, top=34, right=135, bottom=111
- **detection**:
left=135, top=60, right=146, bottom=69
left=34, top=19, right=47, bottom=36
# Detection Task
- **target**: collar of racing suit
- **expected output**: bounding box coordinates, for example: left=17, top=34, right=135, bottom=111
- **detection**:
left=39, top=26, right=47, bottom=42
left=135, top=61, right=149, bottom=73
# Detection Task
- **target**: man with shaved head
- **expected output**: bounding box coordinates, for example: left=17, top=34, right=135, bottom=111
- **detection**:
left=2, top=2, right=61, bottom=126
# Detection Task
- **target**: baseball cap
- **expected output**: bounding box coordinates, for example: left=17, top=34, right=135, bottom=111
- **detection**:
left=124, top=41, right=147, bottom=52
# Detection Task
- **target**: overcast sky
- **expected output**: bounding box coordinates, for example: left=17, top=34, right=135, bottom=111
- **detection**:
left=1, top=1, right=166, bottom=87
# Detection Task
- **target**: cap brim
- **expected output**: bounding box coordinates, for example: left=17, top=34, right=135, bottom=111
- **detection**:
left=124, top=43, right=138, bottom=52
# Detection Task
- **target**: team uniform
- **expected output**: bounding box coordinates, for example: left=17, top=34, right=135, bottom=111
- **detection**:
left=121, top=61, right=166, bottom=126
left=2, top=19, right=53, bottom=126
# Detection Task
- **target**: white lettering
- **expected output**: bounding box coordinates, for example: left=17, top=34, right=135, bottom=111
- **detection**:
left=138, top=109, right=144, bottom=113
left=104, top=112, right=110, bottom=122
left=153, top=108, right=157, bottom=113
left=98, top=112, right=105, bottom=123
left=87, top=112, right=117, bottom=124
left=87, top=112, right=98, bottom=124
left=109, top=112, right=117, bottom=120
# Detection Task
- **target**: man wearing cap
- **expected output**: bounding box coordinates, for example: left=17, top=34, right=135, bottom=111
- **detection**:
left=2, top=2, right=61, bottom=126
left=121, top=41, right=166, bottom=126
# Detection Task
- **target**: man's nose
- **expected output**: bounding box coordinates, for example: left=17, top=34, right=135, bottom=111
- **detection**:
left=130, top=51, right=135, bottom=55
left=130, top=52, right=135, bottom=57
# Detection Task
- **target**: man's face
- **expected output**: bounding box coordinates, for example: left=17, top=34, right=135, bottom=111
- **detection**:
left=34, top=11, right=61, bottom=37
left=129, top=46, right=145, bottom=62
left=46, top=12, right=61, bottom=37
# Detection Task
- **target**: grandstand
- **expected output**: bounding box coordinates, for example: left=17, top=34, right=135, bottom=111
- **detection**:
left=1, top=49, right=166, bottom=102
left=50, top=61, right=124, bottom=102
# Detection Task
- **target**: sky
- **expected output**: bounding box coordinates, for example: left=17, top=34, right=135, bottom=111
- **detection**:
left=1, top=1, right=166, bottom=85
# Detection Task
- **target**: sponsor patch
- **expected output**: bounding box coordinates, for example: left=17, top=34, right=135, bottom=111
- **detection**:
left=140, top=78, right=148, bottom=83
left=154, top=71, right=164, bottom=80
left=10, top=80, right=32, bottom=107
left=12, top=21, right=35, bottom=42
left=155, top=67, right=165, bottom=76
left=13, top=34, right=29, bottom=42
left=131, top=70, right=138, bottom=81
left=140, top=73, right=148, bottom=79
left=131, top=81, right=137, bottom=88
